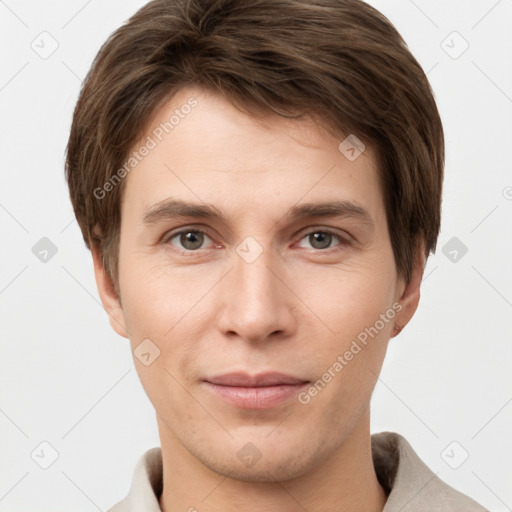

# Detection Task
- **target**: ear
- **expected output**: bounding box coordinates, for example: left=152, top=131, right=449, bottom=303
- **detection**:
left=391, top=240, right=426, bottom=338
left=91, top=240, right=129, bottom=339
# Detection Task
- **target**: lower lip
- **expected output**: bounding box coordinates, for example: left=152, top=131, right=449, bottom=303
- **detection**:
left=202, top=382, right=309, bottom=409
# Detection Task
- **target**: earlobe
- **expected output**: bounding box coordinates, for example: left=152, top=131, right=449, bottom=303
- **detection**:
left=391, top=242, right=426, bottom=338
left=91, top=242, right=129, bottom=339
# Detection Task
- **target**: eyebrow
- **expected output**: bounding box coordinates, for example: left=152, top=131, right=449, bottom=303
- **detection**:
left=142, top=198, right=375, bottom=230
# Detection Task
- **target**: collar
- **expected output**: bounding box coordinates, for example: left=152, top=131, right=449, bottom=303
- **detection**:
left=109, top=431, right=487, bottom=512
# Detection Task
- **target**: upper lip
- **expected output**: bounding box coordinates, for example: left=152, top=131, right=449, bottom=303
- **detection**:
left=204, top=372, right=309, bottom=387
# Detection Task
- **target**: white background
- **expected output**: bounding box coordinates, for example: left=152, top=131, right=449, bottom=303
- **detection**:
left=1, top=0, right=511, bottom=510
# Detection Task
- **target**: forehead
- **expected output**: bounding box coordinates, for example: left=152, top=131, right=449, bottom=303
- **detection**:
left=120, top=85, right=384, bottom=226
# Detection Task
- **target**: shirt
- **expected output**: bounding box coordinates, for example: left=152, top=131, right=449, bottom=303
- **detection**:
left=107, top=431, right=488, bottom=511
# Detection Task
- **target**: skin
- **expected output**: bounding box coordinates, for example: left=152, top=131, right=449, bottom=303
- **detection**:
left=92, top=85, right=425, bottom=512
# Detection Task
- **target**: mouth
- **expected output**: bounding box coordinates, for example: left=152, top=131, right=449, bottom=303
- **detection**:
left=202, top=372, right=310, bottom=409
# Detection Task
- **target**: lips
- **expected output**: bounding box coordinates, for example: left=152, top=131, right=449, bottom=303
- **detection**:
left=202, top=372, right=310, bottom=409
left=204, top=372, right=309, bottom=387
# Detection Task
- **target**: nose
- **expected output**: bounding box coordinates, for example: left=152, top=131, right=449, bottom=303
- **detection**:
left=216, top=242, right=298, bottom=344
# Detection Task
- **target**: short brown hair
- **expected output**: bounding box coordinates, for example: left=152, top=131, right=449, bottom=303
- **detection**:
left=65, top=0, right=444, bottom=293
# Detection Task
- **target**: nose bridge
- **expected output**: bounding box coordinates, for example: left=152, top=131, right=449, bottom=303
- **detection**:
left=218, top=237, right=294, bottom=341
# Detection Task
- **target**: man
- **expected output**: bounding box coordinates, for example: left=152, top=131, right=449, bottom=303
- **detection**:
left=65, top=0, right=488, bottom=510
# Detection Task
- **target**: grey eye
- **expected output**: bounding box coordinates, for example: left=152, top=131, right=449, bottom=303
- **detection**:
left=167, top=230, right=212, bottom=251
left=308, top=232, right=333, bottom=250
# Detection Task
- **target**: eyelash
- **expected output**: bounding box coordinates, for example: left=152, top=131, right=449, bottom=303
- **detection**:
left=162, top=227, right=352, bottom=254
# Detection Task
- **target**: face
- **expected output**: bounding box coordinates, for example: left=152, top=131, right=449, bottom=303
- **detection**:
left=94, top=85, right=421, bottom=482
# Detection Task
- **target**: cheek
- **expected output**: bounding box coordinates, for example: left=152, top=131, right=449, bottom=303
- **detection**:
left=118, top=251, right=201, bottom=338
left=304, top=262, right=397, bottom=341
left=295, top=259, right=397, bottom=407
left=118, top=256, right=212, bottom=394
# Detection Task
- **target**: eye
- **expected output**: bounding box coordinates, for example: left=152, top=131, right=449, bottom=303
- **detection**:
left=296, top=229, right=351, bottom=251
left=164, top=229, right=213, bottom=252
left=163, top=227, right=351, bottom=253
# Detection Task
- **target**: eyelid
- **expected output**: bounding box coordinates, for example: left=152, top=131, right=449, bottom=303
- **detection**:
left=294, top=226, right=353, bottom=250
left=162, top=225, right=216, bottom=248
left=296, top=225, right=352, bottom=242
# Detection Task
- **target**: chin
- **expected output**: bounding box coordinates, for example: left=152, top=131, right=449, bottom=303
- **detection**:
left=195, top=436, right=323, bottom=483
left=205, top=455, right=313, bottom=483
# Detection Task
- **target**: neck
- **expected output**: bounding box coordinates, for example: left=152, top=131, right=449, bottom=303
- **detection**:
left=158, top=408, right=387, bottom=512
